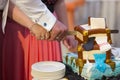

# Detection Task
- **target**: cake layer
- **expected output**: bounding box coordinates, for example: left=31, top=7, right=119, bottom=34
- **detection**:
left=74, top=25, right=112, bottom=44
left=63, top=53, right=120, bottom=80
left=81, top=60, right=120, bottom=80
left=77, top=45, right=111, bottom=62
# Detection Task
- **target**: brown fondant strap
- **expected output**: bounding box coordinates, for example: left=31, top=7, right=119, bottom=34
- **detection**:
left=74, top=25, right=109, bottom=34
left=74, top=25, right=85, bottom=34
left=74, top=26, right=118, bottom=34
left=106, top=59, right=115, bottom=71
left=68, top=28, right=118, bottom=36
left=75, top=59, right=84, bottom=67
left=88, top=28, right=110, bottom=35
left=65, top=55, right=68, bottom=64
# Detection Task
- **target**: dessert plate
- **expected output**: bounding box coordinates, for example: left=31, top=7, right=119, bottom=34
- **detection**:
left=32, top=61, right=65, bottom=72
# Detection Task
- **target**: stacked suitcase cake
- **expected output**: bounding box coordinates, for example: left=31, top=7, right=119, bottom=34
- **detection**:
left=63, top=17, right=120, bottom=80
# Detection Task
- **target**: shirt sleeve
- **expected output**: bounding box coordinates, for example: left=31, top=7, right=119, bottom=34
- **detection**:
left=35, top=8, right=56, bottom=31
left=11, top=0, right=57, bottom=31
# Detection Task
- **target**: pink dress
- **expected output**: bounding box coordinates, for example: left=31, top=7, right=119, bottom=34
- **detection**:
left=2, top=17, right=62, bottom=80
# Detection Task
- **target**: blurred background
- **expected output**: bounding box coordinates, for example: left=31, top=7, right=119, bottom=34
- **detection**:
left=65, top=0, right=120, bottom=47
left=61, top=0, right=120, bottom=55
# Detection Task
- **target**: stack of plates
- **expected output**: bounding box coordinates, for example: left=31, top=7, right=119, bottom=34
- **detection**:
left=31, top=61, right=66, bottom=80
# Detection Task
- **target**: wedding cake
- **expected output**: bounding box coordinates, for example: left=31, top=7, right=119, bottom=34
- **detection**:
left=63, top=17, right=120, bottom=80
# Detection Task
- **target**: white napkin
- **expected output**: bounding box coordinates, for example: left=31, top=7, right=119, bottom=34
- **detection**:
left=95, top=36, right=111, bottom=52
left=85, top=55, right=93, bottom=74
left=111, top=47, right=120, bottom=60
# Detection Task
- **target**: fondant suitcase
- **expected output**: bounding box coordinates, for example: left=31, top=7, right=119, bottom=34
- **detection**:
left=74, top=25, right=115, bottom=73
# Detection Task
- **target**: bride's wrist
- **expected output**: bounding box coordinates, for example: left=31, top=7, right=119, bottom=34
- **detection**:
left=28, top=23, right=38, bottom=31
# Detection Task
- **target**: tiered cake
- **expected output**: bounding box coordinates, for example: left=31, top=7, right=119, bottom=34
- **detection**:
left=63, top=17, right=120, bottom=80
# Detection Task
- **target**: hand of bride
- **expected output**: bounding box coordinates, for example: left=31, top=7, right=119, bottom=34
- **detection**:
left=29, top=23, right=50, bottom=40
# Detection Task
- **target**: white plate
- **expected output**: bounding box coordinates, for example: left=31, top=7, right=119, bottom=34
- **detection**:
left=31, top=61, right=65, bottom=72
left=31, top=61, right=65, bottom=80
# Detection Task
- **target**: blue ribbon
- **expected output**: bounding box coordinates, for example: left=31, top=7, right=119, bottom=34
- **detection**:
left=94, top=53, right=106, bottom=73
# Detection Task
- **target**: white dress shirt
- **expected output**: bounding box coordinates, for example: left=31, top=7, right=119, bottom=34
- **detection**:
left=11, top=0, right=57, bottom=31
left=1, top=0, right=57, bottom=33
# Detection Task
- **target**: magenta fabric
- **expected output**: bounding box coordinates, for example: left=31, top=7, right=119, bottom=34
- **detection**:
left=0, top=15, right=4, bottom=80
left=2, top=18, right=62, bottom=80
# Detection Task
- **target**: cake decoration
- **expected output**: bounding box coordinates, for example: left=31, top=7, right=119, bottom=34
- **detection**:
left=93, top=53, right=106, bottom=72
left=63, top=17, right=120, bottom=80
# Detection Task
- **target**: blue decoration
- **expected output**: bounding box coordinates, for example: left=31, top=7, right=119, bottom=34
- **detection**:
left=94, top=53, right=106, bottom=73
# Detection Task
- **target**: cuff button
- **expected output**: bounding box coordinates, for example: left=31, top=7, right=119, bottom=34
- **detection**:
left=44, top=23, right=47, bottom=26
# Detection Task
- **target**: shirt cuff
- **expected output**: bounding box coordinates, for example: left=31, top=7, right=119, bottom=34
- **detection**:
left=37, top=9, right=56, bottom=31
